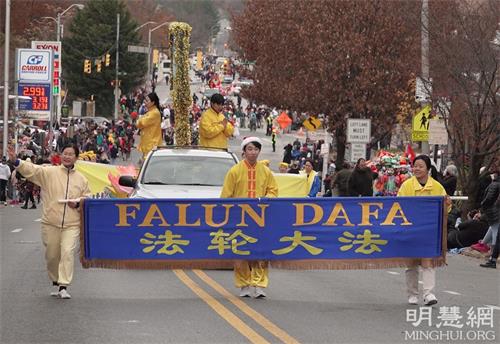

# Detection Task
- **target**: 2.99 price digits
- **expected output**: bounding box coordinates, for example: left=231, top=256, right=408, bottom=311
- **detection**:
left=22, top=86, right=46, bottom=97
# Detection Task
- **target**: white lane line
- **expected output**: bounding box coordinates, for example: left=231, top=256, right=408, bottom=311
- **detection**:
left=34, top=218, right=42, bottom=222
left=484, top=305, right=500, bottom=310
left=443, top=290, right=461, bottom=295
left=11, top=228, right=23, bottom=233
left=386, top=271, right=400, bottom=275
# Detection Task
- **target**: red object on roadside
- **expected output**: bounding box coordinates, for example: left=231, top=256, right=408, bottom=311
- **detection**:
left=276, top=112, right=292, bottom=129
left=406, top=144, right=416, bottom=164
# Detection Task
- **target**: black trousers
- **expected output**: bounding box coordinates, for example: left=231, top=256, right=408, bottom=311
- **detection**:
left=24, top=190, right=35, bottom=206
left=0, top=179, right=7, bottom=202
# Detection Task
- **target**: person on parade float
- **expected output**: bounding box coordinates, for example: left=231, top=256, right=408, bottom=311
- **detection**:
left=300, top=158, right=321, bottom=197
left=136, top=92, right=163, bottom=159
left=7, top=144, right=91, bottom=299
left=199, top=94, right=234, bottom=149
left=397, top=154, right=450, bottom=306
left=220, top=137, right=278, bottom=298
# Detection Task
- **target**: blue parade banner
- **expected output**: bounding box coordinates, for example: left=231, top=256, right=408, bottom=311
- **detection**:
left=81, top=197, right=446, bottom=270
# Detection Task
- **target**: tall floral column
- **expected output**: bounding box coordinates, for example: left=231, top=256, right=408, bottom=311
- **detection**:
left=169, top=22, right=192, bottom=146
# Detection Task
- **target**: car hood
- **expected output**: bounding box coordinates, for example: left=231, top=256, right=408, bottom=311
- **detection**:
left=131, top=184, right=222, bottom=199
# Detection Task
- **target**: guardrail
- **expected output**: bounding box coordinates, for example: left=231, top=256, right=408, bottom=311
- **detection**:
left=450, top=196, right=468, bottom=201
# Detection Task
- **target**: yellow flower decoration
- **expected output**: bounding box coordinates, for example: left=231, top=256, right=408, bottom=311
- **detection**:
left=169, top=22, right=192, bottom=146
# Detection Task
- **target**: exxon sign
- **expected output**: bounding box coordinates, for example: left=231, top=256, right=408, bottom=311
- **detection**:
left=17, top=49, right=52, bottom=82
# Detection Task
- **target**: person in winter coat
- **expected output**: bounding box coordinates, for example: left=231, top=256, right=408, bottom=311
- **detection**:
left=447, top=209, right=489, bottom=249
left=348, top=158, right=375, bottom=196
left=137, top=92, right=163, bottom=158
left=282, top=144, right=293, bottom=164
left=478, top=171, right=500, bottom=268
left=442, top=164, right=458, bottom=196
left=331, top=162, right=352, bottom=197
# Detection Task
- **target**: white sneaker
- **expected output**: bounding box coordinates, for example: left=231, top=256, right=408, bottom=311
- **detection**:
left=58, top=289, right=71, bottom=299
left=424, top=293, right=437, bottom=306
left=239, top=286, right=251, bottom=297
left=408, top=295, right=419, bottom=305
left=254, top=287, right=266, bottom=298
left=50, top=286, right=59, bottom=297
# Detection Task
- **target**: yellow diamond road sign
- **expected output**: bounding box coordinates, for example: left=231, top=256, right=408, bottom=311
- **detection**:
left=412, top=105, right=431, bottom=142
left=303, top=116, right=321, bottom=131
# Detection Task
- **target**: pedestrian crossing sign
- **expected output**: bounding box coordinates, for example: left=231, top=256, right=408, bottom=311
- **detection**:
left=303, top=116, right=321, bottom=131
left=412, top=105, right=431, bottom=141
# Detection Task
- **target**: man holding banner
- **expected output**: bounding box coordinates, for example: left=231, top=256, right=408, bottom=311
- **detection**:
left=398, top=154, right=448, bottom=306
left=220, top=137, right=278, bottom=298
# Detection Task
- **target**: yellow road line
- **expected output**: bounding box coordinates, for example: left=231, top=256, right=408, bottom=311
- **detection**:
left=173, top=270, right=270, bottom=344
left=193, top=270, right=300, bottom=344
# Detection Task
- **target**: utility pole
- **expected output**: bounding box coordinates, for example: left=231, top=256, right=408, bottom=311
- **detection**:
left=114, top=13, right=120, bottom=121
left=2, top=0, right=11, bottom=158
left=421, top=0, right=430, bottom=155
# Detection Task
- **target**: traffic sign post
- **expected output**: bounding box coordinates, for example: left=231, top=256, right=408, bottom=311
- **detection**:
left=411, top=105, right=431, bottom=142
left=303, top=116, right=321, bottom=131
left=428, top=119, right=448, bottom=145
left=349, top=143, right=367, bottom=163
left=347, top=119, right=371, bottom=143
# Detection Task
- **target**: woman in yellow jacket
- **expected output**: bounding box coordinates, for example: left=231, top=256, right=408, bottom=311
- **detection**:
left=137, top=92, right=163, bottom=158
left=397, top=154, right=448, bottom=306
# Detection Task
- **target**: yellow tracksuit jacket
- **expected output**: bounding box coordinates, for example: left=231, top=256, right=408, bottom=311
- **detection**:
left=17, top=161, right=91, bottom=228
left=199, top=107, right=234, bottom=149
left=220, top=160, right=278, bottom=288
left=137, top=107, right=163, bottom=157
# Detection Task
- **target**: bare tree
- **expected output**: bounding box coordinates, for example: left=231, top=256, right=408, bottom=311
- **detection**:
left=232, top=0, right=420, bottom=166
left=428, top=0, right=500, bottom=208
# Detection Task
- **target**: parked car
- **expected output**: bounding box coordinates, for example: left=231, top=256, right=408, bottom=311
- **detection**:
left=62, top=116, right=110, bottom=127
left=234, top=78, right=254, bottom=87
left=203, top=88, right=220, bottom=98
left=119, top=147, right=239, bottom=199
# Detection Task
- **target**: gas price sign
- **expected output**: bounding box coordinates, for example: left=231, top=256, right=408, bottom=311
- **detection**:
left=18, top=83, right=51, bottom=112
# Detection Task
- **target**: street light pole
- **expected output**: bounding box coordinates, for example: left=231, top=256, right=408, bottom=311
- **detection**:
left=114, top=13, right=120, bottom=121
left=2, top=0, right=11, bottom=158
left=148, top=21, right=170, bottom=86
left=134, top=21, right=156, bottom=33
left=421, top=0, right=430, bottom=155
left=54, top=4, right=83, bottom=131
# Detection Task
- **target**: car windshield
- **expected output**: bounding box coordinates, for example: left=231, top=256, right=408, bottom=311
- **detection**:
left=142, top=155, right=235, bottom=186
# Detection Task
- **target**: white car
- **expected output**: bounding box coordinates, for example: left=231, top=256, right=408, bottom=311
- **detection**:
left=119, top=147, right=239, bottom=198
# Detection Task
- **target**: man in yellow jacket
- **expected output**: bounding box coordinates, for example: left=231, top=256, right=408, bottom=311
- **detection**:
left=199, top=93, right=234, bottom=149
left=8, top=144, right=91, bottom=299
left=137, top=92, right=163, bottom=158
left=220, top=137, right=278, bottom=298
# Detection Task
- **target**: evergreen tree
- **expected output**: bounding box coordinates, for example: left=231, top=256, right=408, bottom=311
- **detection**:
left=63, top=0, right=147, bottom=116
